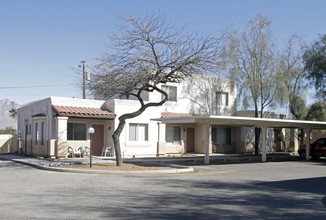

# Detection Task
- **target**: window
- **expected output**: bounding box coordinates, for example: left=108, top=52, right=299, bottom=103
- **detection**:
left=314, top=138, right=326, bottom=146
left=216, top=92, right=229, bottom=106
left=41, top=122, right=45, bottom=145
left=34, top=122, right=38, bottom=144
left=166, top=126, right=181, bottom=145
left=129, top=123, right=148, bottom=141
left=161, top=85, right=177, bottom=101
left=212, top=127, right=231, bottom=145
left=67, top=123, right=86, bottom=140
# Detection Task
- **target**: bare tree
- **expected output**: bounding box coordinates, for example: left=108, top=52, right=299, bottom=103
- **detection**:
left=228, top=14, right=278, bottom=154
left=90, top=15, right=225, bottom=166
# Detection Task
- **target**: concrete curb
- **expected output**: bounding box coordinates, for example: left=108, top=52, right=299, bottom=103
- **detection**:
left=1, top=153, right=297, bottom=174
left=6, top=157, right=194, bottom=175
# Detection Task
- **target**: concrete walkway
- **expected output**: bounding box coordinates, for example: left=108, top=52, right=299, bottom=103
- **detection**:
left=0, top=152, right=297, bottom=174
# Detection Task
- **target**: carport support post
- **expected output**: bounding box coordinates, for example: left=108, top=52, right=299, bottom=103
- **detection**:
left=261, top=126, right=267, bottom=162
left=305, top=128, right=311, bottom=160
left=204, top=124, right=211, bottom=165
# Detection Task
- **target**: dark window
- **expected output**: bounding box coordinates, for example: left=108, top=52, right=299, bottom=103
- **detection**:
left=212, top=127, right=231, bottom=145
left=314, top=138, right=326, bottom=146
left=34, top=122, right=38, bottom=144
left=166, top=126, right=181, bottom=145
left=41, top=122, right=45, bottom=145
left=67, top=123, right=86, bottom=140
left=216, top=92, right=229, bottom=106
left=161, top=85, right=177, bottom=101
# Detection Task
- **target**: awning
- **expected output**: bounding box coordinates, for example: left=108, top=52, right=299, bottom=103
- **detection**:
left=154, top=113, right=326, bottom=164
left=32, top=113, right=47, bottom=118
left=52, top=105, right=116, bottom=119
left=156, top=114, right=326, bottom=130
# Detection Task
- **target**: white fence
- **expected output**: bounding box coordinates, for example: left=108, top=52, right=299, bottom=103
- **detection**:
left=0, top=134, right=17, bottom=154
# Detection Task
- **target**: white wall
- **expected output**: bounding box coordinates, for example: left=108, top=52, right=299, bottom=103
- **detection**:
left=0, top=134, right=13, bottom=154
left=110, top=99, right=160, bottom=157
left=17, top=75, right=238, bottom=157
left=147, top=75, right=237, bottom=116
left=17, top=97, right=112, bottom=157
left=108, top=75, right=237, bottom=156
left=17, top=98, right=53, bottom=142
left=50, top=96, right=106, bottom=108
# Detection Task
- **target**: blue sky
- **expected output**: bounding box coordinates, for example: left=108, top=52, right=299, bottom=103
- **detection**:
left=1, top=0, right=325, bottom=105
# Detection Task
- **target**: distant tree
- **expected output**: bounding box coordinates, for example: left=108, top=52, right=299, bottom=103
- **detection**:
left=303, top=34, right=326, bottom=99
left=228, top=14, right=278, bottom=154
left=278, top=35, right=326, bottom=144
left=9, top=108, right=17, bottom=119
left=292, top=98, right=326, bottom=144
left=307, top=101, right=326, bottom=121
left=0, top=126, right=16, bottom=135
left=90, top=14, right=225, bottom=166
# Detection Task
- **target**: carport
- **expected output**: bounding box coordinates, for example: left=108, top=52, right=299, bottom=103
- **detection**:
left=158, top=115, right=326, bottom=164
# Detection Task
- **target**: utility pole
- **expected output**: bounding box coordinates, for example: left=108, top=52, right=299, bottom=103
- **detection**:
left=81, top=61, right=86, bottom=99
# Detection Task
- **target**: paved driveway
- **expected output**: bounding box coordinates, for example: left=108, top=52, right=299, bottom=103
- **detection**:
left=0, top=159, right=326, bottom=219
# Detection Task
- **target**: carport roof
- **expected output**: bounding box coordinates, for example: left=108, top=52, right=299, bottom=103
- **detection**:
left=155, top=114, right=326, bottom=130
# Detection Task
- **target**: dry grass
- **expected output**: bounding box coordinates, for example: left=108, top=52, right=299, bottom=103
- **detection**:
left=64, top=162, right=160, bottom=171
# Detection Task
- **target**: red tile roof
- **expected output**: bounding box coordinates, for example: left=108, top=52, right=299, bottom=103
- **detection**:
left=161, top=112, right=206, bottom=118
left=52, top=105, right=115, bottom=119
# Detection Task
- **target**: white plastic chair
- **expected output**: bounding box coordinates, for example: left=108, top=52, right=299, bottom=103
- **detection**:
left=101, top=146, right=111, bottom=157
left=74, top=148, right=81, bottom=157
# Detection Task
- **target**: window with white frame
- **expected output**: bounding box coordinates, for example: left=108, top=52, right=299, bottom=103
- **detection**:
left=67, top=123, right=86, bottom=140
left=161, top=85, right=177, bottom=101
left=212, top=127, right=231, bottom=145
left=216, top=92, right=229, bottom=106
left=166, top=126, right=181, bottom=145
left=129, top=123, right=148, bottom=141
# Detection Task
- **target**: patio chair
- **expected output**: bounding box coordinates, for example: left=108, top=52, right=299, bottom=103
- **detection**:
left=68, top=146, right=74, bottom=158
left=74, top=148, right=81, bottom=157
left=101, top=146, right=111, bottom=157
left=80, top=146, right=90, bottom=157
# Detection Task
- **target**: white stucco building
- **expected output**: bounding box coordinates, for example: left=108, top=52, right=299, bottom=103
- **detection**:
left=17, top=74, right=319, bottom=159
left=17, top=75, right=239, bottom=158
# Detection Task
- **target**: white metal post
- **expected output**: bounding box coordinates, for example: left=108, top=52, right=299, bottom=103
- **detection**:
left=204, top=124, right=210, bottom=165
left=305, top=128, right=311, bottom=160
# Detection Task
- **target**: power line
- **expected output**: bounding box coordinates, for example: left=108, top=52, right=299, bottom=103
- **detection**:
left=0, top=64, right=72, bottom=67
left=0, top=84, right=80, bottom=89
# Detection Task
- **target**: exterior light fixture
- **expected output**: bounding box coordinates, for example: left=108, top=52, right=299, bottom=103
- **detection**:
left=88, top=127, right=95, bottom=168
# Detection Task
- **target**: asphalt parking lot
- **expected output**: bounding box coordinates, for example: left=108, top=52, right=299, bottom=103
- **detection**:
left=1, top=156, right=326, bottom=219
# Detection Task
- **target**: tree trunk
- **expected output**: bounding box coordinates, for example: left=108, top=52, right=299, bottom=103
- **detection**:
left=299, top=128, right=304, bottom=146
left=254, top=105, right=260, bottom=155
left=111, top=88, right=168, bottom=166
left=112, top=116, right=127, bottom=166
left=254, top=127, right=261, bottom=155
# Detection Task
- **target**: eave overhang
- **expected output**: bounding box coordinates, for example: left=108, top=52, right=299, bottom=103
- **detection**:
left=154, top=115, right=326, bottom=130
